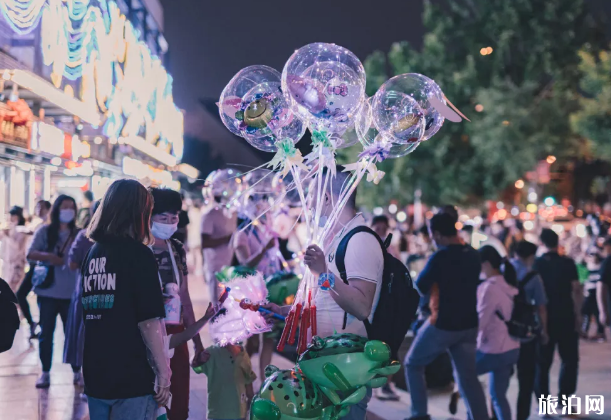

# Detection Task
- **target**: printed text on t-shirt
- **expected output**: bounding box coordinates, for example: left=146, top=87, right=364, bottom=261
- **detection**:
left=82, top=257, right=116, bottom=312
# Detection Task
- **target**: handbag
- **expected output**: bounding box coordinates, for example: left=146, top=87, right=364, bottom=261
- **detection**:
left=32, top=230, right=75, bottom=289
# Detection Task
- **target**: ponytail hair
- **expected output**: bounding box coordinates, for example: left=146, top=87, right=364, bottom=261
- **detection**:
left=479, top=245, right=518, bottom=287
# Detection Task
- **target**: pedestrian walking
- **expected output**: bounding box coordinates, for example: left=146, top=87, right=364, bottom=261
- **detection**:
left=1, top=206, right=28, bottom=291
left=477, top=245, right=520, bottom=420
left=404, top=213, right=488, bottom=420
left=16, top=200, right=51, bottom=339
left=27, top=195, right=80, bottom=388
left=82, top=180, right=170, bottom=420
left=534, top=229, right=582, bottom=406
left=510, top=240, right=549, bottom=420
left=149, top=188, right=206, bottom=420
left=201, top=200, right=237, bottom=302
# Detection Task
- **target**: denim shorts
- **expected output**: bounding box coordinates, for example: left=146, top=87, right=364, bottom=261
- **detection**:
left=88, top=395, right=157, bottom=420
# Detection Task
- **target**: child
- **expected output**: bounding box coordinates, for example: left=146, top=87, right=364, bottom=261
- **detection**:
left=194, top=343, right=256, bottom=420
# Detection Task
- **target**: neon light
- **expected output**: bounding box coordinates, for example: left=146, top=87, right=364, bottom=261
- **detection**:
left=122, top=156, right=177, bottom=189
left=124, top=135, right=177, bottom=167
left=0, top=0, right=184, bottom=165
left=10, top=70, right=102, bottom=125
left=0, top=0, right=46, bottom=35
left=31, top=121, right=66, bottom=156
left=178, top=163, right=199, bottom=179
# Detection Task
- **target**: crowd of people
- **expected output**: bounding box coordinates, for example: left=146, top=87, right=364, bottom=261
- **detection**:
left=1, top=173, right=610, bottom=420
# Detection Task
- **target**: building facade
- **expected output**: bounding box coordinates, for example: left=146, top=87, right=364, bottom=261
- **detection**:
left=0, top=0, right=190, bottom=219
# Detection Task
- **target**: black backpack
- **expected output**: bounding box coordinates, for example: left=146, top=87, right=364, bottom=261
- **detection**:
left=496, top=271, right=541, bottom=342
left=336, top=226, right=420, bottom=358
left=0, top=278, right=19, bottom=353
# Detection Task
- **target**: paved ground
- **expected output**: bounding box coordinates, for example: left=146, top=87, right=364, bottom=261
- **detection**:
left=2, top=275, right=611, bottom=420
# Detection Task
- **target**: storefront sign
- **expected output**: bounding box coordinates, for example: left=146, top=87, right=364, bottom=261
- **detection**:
left=122, top=156, right=178, bottom=190
left=0, top=1, right=184, bottom=166
left=30, top=121, right=66, bottom=156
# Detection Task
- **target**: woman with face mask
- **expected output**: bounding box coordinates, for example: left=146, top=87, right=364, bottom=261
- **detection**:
left=27, top=194, right=80, bottom=388
left=148, top=188, right=204, bottom=420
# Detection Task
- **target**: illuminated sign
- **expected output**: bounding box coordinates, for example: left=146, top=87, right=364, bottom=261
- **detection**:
left=178, top=163, right=199, bottom=179
left=122, top=156, right=178, bottom=190
left=31, top=121, right=65, bottom=156
left=0, top=0, right=184, bottom=165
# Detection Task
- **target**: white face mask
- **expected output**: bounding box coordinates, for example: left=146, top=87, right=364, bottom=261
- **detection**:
left=59, top=209, right=75, bottom=224
left=151, top=221, right=178, bottom=240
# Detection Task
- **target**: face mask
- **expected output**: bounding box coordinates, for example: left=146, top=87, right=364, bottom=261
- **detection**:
left=59, top=209, right=75, bottom=224
left=151, top=221, right=178, bottom=240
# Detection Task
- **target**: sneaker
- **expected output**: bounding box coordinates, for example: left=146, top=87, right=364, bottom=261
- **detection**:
left=592, top=333, right=606, bottom=343
left=377, top=383, right=400, bottom=401
left=35, top=372, right=50, bottom=389
left=73, top=371, right=84, bottom=386
left=449, top=391, right=459, bottom=415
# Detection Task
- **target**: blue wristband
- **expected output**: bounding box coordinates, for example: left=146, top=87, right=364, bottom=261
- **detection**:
left=319, top=273, right=335, bottom=291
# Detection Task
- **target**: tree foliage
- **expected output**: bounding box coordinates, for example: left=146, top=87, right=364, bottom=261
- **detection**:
left=360, top=0, right=606, bottom=207
left=571, top=48, right=611, bottom=158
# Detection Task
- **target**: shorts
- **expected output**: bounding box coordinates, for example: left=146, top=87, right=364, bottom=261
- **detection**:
left=88, top=395, right=157, bottom=420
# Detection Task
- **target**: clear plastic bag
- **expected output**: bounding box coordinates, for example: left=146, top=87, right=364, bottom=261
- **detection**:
left=138, top=318, right=172, bottom=395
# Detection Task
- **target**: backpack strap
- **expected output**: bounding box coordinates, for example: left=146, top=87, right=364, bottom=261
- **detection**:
left=335, top=226, right=386, bottom=330
left=497, top=270, right=538, bottom=322
left=520, top=271, right=538, bottom=288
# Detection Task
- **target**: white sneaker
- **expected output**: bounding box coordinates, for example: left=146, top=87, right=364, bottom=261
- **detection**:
left=35, top=372, right=50, bottom=388
left=73, top=371, right=84, bottom=386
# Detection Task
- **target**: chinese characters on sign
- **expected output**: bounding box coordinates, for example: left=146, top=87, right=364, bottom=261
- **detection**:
left=539, top=395, right=604, bottom=416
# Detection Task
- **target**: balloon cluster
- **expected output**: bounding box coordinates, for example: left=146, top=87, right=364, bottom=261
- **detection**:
left=219, top=42, right=462, bottom=164
left=215, top=42, right=465, bottom=420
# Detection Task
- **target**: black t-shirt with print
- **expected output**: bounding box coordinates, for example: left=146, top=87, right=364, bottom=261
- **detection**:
left=81, top=235, right=165, bottom=400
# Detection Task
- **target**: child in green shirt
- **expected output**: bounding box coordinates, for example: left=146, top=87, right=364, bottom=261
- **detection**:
left=194, top=344, right=256, bottom=420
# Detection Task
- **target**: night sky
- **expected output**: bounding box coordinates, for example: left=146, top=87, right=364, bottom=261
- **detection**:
left=160, top=0, right=609, bottom=172
left=159, top=0, right=424, bottom=170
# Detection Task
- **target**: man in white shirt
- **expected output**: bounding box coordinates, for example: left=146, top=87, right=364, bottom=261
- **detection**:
left=200, top=200, right=237, bottom=302
left=268, top=168, right=384, bottom=420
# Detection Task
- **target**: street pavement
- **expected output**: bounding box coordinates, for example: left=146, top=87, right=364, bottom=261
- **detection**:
left=1, top=274, right=610, bottom=420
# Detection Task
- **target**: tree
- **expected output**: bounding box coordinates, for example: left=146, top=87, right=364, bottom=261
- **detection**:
left=571, top=48, right=611, bottom=158
left=360, top=0, right=606, bottom=207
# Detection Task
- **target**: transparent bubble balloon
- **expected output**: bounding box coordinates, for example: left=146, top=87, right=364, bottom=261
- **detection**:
left=357, top=98, right=420, bottom=158
left=202, top=169, right=244, bottom=207
left=372, top=80, right=426, bottom=144
left=240, top=169, right=285, bottom=219
left=373, top=73, right=445, bottom=142
left=219, top=65, right=306, bottom=152
left=272, top=172, right=301, bottom=208
left=282, top=43, right=366, bottom=139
